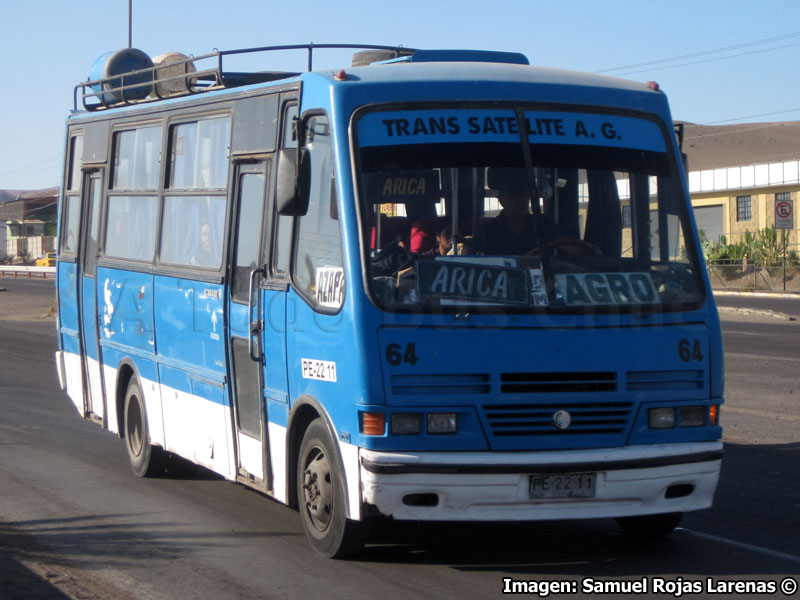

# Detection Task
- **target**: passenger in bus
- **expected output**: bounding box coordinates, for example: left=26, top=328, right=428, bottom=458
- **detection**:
left=420, top=224, right=453, bottom=257
left=478, top=167, right=597, bottom=256
left=191, top=223, right=216, bottom=267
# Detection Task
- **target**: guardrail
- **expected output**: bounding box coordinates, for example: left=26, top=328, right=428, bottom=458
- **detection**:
left=0, top=266, right=56, bottom=278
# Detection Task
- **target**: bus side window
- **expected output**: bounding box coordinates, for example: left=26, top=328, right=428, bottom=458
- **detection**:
left=62, top=195, right=82, bottom=254
left=159, top=117, right=230, bottom=269
left=292, top=114, right=344, bottom=310
left=61, top=134, right=83, bottom=254
left=273, top=103, right=298, bottom=277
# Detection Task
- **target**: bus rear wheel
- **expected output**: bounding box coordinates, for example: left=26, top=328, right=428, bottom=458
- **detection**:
left=124, top=379, right=165, bottom=477
left=616, top=512, right=683, bottom=538
left=297, top=419, right=367, bottom=558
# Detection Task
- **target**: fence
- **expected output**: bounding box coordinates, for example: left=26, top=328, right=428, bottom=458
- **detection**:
left=3, top=236, right=56, bottom=263
left=0, top=266, right=55, bottom=278
left=707, top=259, right=800, bottom=293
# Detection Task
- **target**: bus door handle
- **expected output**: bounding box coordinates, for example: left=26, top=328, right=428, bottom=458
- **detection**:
left=248, top=266, right=267, bottom=363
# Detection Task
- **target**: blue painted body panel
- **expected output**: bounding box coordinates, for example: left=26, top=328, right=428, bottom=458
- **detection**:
left=61, top=330, right=81, bottom=356
left=97, top=267, right=154, bottom=355
left=58, top=262, right=79, bottom=336
left=285, top=287, right=366, bottom=438
left=152, top=275, right=226, bottom=380
left=261, top=289, right=289, bottom=427
left=81, top=277, right=100, bottom=361
left=158, top=363, right=227, bottom=403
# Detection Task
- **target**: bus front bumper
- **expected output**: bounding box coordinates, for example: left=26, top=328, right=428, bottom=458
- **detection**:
left=359, top=442, right=722, bottom=521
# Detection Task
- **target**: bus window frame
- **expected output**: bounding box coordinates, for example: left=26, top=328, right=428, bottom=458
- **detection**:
left=110, top=120, right=164, bottom=193
left=59, top=132, right=85, bottom=261
left=165, top=113, right=233, bottom=192
left=158, top=112, right=232, bottom=276
left=288, top=109, right=346, bottom=315
left=270, top=99, right=299, bottom=283
left=97, top=120, right=165, bottom=267
left=93, top=111, right=234, bottom=282
left=229, top=155, right=272, bottom=304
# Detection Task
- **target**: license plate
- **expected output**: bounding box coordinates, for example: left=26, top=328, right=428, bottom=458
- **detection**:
left=529, top=473, right=596, bottom=499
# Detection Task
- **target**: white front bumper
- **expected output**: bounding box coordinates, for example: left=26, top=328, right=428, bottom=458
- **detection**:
left=360, top=442, right=722, bottom=521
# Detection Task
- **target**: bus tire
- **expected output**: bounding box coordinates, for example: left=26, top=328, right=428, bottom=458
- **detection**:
left=297, top=418, right=367, bottom=558
left=124, top=379, right=165, bottom=478
left=616, top=512, right=683, bottom=538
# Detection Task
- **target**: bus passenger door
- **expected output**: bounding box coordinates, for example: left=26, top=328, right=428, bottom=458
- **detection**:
left=228, top=160, right=270, bottom=488
left=79, top=172, right=105, bottom=421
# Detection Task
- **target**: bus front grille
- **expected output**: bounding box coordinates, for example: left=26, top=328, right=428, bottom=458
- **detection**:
left=500, top=371, right=617, bottom=394
left=391, top=373, right=490, bottom=396
left=482, top=401, right=634, bottom=437
left=626, top=369, right=705, bottom=391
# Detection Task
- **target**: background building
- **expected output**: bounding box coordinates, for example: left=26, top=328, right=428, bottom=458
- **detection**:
left=0, top=187, right=57, bottom=262
left=683, top=121, right=800, bottom=252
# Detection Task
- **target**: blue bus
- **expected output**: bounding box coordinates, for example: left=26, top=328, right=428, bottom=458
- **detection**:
left=55, top=44, right=723, bottom=557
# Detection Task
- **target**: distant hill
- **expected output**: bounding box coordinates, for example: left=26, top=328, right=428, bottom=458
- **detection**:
left=0, top=188, right=59, bottom=204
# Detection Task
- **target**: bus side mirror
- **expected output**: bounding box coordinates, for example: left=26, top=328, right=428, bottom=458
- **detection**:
left=276, top=148, right=311, bottom=216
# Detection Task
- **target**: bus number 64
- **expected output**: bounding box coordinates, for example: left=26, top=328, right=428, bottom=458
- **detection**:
left=678, top=338, right=704, bottom=362
left=386, top=343, right=419, bottom=366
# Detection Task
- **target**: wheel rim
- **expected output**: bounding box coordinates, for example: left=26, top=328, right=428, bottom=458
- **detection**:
left=301, top=446, right=333, bottom=532
left=126, top=395, right=144, bottom=457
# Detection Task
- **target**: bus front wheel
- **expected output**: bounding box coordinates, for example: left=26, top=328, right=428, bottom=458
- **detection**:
left=616, top=512, right=683, bottom=538
left=297, top=418, right=367, bottom=558
left=124, top=379, right=165, bottom=477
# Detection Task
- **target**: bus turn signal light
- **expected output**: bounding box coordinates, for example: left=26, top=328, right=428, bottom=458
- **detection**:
left=709, top=405, right=719, bottom=426
left=361, top=412, right=386, bottom=436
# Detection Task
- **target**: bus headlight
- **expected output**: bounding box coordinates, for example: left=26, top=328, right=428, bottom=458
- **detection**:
left=391, top=413, right=421, bottom=435
left=680, top=406, right=706, bottom=427
left=649, top=407, right=676, bottom=429
left=427, top=413, right=457, bottom=434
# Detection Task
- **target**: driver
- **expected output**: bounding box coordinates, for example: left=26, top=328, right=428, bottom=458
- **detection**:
left=478, top=167, right=596, bottom=256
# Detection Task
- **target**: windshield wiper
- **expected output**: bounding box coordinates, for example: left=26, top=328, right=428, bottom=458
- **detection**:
left=515, top=107, right=557, bottom=306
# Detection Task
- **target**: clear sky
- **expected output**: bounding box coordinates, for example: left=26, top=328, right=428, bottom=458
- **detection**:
left=3, top=0, right=800, bottom=190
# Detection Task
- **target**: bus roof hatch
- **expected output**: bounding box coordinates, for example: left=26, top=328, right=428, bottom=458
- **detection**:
left=408, top=49, right=529, bottom=65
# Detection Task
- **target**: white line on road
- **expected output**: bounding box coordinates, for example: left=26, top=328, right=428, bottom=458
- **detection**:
left=677, top=528, right=800, bottom=565
left=726, top=352, right=800, bottom=363
left=723, top=330, right=778, bottom=337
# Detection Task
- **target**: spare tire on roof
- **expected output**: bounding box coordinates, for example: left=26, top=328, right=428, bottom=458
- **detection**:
left=90, top=48, right=154, bottom=104
left=150, top=52, right=197, bottom=98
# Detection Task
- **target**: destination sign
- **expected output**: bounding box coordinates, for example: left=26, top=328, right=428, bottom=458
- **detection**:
left=417, top=260, right=528, bottom=304
left=358, top=109, right=665, bottom=153
left=363, top=169, right=440, bottom=204
left=555, top=272, right=660, bottom=306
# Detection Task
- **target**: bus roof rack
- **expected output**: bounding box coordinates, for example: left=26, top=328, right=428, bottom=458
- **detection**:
left=74, top=43, right=419, bottom=112
left=74, top=43, right=533, bottom=112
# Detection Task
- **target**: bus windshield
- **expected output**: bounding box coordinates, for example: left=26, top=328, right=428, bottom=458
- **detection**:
left=356, top=106, right=704, bottom=312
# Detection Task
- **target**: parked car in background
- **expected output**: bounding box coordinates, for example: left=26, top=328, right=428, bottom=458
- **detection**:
left=36, top=252, right=55, bottom=267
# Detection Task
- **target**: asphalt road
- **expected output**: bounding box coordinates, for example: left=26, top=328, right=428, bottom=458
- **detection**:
left=715, top=292, right=800, bottom=320
left=1, top=278, right=798, bottom=599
